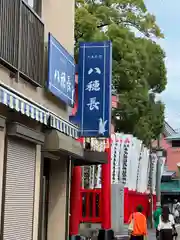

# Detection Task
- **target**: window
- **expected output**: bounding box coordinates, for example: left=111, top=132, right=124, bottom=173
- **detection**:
left=25, top=0, right=34, bottom=8
left=0, top=0, right=44, bottom=86
left=24, top=0, right=42, bottom=16
left=172, top=140, right=180, bottom=148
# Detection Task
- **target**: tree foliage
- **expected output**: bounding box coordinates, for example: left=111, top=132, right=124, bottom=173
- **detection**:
left=75, top=0, right=167, bottom=145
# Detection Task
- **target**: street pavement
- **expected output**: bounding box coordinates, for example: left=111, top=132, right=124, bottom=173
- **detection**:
left=147, top=225, right=180, bottom=240
left=80, top=224, right=180, bottom=239
left=117, top=225, right=180, bottom=240
left=147, top=229, right=156, bottom=240
left=175, top=225, right=180, bottom=240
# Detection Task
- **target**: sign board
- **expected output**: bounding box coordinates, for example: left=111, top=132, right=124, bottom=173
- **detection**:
left=47, top=33, right=75, bottom=107
left=77, top=41, right=112, bottom=137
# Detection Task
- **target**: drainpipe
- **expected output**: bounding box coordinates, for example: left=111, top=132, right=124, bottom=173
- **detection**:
left=156, top=135, right=162, bottom=206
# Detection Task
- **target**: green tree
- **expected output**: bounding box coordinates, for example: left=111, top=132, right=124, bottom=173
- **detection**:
left=75, top=0, right=167, bottom=144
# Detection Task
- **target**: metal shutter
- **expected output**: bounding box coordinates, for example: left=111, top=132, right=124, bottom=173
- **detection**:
left=3, top=138, right=36, bottom=240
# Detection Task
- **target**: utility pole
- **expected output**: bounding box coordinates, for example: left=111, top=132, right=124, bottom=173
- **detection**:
left=149, top=142, right=153, bottom=229
left=156, top=135, right=162, bottom=206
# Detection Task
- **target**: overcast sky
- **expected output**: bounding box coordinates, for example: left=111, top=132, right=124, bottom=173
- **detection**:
left=145, top=0, right=180, bottom=130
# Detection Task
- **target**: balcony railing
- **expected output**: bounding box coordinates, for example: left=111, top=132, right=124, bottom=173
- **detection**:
left=0, top=0, right=44, bottom=86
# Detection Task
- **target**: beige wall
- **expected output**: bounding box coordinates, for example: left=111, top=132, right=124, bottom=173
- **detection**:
left=0, top=0, right=75, bottom=121
left=42, top=0, right=75, bottom=55
left=0, top=124, right=6, bottom=232
left=47, top=158, right=68, bottom=240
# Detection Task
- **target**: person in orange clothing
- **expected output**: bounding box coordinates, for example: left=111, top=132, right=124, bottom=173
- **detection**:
left=128, top=205, right=148, bottom=240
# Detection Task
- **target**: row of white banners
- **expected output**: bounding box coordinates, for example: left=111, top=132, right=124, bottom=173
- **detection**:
left=82, top=133, right=166, bottom=193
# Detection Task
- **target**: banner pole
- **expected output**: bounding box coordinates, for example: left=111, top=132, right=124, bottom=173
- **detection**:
left=98, top=138, right=114, bottom=240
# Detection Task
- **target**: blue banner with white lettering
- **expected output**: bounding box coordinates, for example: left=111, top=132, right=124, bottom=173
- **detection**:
left=47, top=33, right=75, bottom=107
left=77, top=41, right=112, bottom=137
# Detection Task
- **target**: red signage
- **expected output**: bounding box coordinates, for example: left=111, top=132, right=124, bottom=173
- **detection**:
left=112, top=95, right=117, bottom=108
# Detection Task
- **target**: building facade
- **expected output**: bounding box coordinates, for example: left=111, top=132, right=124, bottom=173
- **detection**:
left=153, top=122, right=180, bottom=174
left=152, top=122, right=180, bottom=206
left=0, top=1, right=108, bottom=240
left=0, top=1, right=76, bottom=240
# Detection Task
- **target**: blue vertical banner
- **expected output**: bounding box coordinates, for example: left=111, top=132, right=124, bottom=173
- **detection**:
left=77, top=41, right=112, bottom=137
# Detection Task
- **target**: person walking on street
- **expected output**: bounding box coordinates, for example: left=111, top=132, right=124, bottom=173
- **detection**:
left=158, top=205, right=177, bottom=240
left=128, top=205, right=148, bottom=240
left=174, top=207, right=179, bottom=224
left=153, top=203, right=162, bottom=239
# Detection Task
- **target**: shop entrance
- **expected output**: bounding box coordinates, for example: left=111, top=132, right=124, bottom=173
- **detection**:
left=3, top=138, right=36, bottom=240
left=41, top=158, right=50, bottom=240
left=40, top=157, right=69, bottom=240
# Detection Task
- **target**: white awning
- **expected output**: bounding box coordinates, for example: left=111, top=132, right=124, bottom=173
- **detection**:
left=0, top=85, right=49, bottom=125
